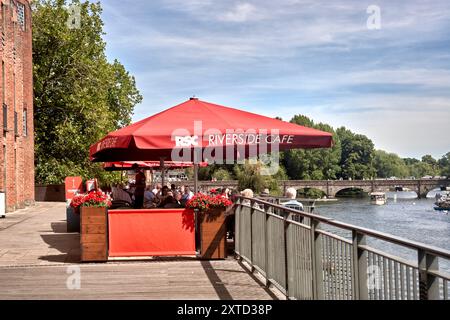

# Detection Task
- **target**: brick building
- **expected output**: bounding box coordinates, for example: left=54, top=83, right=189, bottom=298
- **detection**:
left=0, top=0, right=34, bottom=212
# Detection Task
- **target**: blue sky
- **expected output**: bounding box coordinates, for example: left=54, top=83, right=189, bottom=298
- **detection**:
left=100, top=0, right=450, bottom=159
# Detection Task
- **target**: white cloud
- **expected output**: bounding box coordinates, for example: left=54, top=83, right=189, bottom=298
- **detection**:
left=220, top=3, right=259, bottom=22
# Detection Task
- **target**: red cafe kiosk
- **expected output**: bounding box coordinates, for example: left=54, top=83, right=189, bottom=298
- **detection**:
left=88, top=98, right=332, bottom=261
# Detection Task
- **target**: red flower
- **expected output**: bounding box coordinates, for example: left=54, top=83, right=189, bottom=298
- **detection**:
left=70, top=190, right=111, bottom=211
left=186, top=193, right=232, bottom=212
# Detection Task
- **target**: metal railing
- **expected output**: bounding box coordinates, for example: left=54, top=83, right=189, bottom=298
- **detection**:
left=234, top=196, right=450, bottom=300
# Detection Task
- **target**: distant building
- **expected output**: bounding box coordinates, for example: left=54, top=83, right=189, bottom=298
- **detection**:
left=0, top=0, right=34, bottom=212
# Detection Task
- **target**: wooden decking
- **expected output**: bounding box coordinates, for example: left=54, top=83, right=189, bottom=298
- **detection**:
left=0, top=203, right=279, bottom=300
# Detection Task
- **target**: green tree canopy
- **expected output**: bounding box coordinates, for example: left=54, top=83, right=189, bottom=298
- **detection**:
left=282, top=115, right=341, bottom=180
left=234, top=160, right=286, bottom=195
left=438, top=152, right=450, bottom=177
left=336, top=127, right=376, bottom=180
left=33, top=0, right=142, bottom=185
left=373, top=150, right=409, bottom=178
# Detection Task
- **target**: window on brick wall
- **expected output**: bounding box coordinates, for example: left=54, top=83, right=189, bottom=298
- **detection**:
left=17, top=2, right=25, bottom=31
left=1, top=4, right=6, bottom=33
left=2, top=61, right=5, bottom=134
left=14, top=111, right=18, bottom=137
left=13, top=72, right=15, bottom=138
left=22, top=108, right=27, bottom=137
left=1, top=60, right=4, bottom=104
left=2, top=145, right=6, bottom=193
left=2, top=103, right=6, bottom=133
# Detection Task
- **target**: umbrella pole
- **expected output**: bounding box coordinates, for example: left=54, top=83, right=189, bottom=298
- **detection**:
left=160, top=158, right=165, bottom=187
left=194, top=163, right=199, bottom=194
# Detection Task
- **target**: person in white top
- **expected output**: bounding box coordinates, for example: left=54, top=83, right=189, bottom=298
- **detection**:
left=282, top=187, right=304, bottom=211
left=152, top=183, right=162, bottom=196
left=182, top=186, right=194, bottom=201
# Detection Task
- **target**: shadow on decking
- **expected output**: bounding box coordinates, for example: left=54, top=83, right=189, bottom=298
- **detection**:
left=200, top=259, right=279, bottom=300
left=50, top=221, right=71, bottom=234
left=39, top=221, right=81, bottom=263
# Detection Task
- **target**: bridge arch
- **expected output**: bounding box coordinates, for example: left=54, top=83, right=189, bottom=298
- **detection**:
left=296, top=187, right=327, bottom=199
left=333, top=187, right=370, bottom=198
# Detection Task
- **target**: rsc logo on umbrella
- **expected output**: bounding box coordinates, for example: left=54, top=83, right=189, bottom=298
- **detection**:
left=175, top=135, right=199, bottom=147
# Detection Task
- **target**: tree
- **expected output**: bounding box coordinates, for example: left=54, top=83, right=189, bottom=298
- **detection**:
left=403, top=158, right=420, bottom=166
left=408, top=162, right=438, bottom=178
left=336, top=127, right=376, bottom=180
left=234, top=160, right=285, bottom=195
left=438, top=152, right=450, bottom=176
left=283, top=115, right=341, bottom=180
left=33, top=0, right=142, bottom=185
left=373, top=150, right=409, bottom=178
left=212, top=168, right=232, bottom=181
left=421, top=154, right=440, bottom=175
left=422, top=155, right=438, bottom=166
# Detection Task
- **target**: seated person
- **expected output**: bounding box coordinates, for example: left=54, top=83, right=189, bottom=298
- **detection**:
left=143, top=186, right=156, bottom=208
left=152, top=183, right=162, bottom=196
left=282, top=187, right=304, bottom=211
left=112, top=184, right=132, bottom=204
left=160, top=192, right=183, bottom=209
left=161, top=185, right=169, bottom=198
left=182, top=186, right=194, bottom=201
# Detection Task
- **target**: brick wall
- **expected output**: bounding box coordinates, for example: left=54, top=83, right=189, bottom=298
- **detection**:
left=0, top=0, right=34, bottom=212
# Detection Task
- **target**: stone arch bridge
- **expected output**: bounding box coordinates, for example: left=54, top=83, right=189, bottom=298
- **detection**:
left=176, top=179, right=450, bottom=198
left=283, top=179, right=450, bottom=198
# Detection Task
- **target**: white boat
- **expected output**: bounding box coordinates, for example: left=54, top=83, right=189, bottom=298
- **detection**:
left=434, top=191, right=450, bottom=211
left=386, top=186, right=418, bottom=199
left=370, top=192, right=387, bottom=205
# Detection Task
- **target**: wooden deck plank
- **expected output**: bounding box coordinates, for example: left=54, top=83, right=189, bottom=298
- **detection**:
left=0, top=260, right=278, bottom=300
left=0, top=203, right=280, bottom=300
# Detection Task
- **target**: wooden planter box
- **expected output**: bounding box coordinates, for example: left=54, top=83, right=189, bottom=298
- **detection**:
left=80, top=207, right=108, bottom=262
left=199, top=208, right=227, bottom=259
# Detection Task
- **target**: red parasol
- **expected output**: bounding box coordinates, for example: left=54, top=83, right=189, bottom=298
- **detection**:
left=91, top=98, right=333, bottom=190
left=90, top=98, right=332, bottom=163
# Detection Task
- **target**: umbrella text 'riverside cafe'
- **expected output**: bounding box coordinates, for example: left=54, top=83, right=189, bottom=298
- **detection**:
left=86, top=98, right=332, bottom=261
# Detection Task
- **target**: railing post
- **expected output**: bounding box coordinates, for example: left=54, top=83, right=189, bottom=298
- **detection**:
left=418, top=250, right=440, bottom=300
left=264, top=204, right=270, bottom=287
left=249, top=199, right=254, bottom=272
left=283, top=211, right=290, bottom=299
left=310, top=218, right=324, bottom=299
left=235, top=198, right=242, bottom=259
left=352, top=231, right=368, bottom=300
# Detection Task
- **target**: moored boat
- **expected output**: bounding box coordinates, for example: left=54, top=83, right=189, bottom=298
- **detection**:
left=434, top=191, right=450, bottom=211
left=370, top=192, right=386, bottom=205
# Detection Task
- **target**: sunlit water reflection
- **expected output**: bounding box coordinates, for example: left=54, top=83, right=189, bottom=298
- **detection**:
left=315, top=198, right=450, bottom=273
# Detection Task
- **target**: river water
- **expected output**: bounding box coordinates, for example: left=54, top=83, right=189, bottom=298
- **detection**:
left=314, top=197, right=450, bottom=273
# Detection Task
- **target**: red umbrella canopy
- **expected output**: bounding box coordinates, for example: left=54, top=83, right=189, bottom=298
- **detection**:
left=90, top=98, right=332, bottom=162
